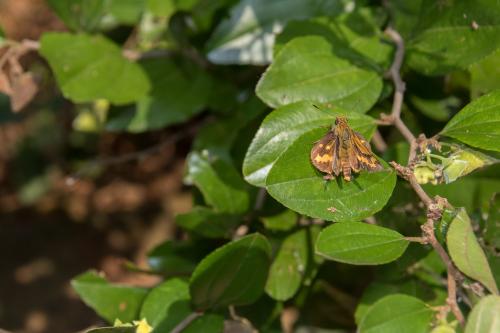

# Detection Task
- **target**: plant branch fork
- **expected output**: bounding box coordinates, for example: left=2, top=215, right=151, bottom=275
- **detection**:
left=384, top=27, right=465, bottom=327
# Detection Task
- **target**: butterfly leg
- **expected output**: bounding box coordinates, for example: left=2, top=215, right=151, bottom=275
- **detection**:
left=323, top=174, right=334, bottom=180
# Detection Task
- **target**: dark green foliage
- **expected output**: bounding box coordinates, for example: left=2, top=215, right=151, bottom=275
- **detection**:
left=14, top=0, right=500, bottom=331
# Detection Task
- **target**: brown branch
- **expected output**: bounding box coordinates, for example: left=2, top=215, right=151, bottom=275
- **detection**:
left=171, top=312, right=203, bottom=333
left=384, top=27, right=465, bottom=327
left=385, top=27, right=406, bottom=120
left=371, top=130, right=388, bottom=152
left=422, top=218, right=465, bottom=326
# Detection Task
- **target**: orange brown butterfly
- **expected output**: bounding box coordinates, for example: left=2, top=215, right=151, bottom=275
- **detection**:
left=310, top=116, right=382, bottom=181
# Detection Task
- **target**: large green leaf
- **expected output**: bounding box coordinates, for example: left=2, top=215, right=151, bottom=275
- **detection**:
left=256, top=36, right=383, bottom=111
left=265, top=229, right=309, bottom=301
left=358, top=294, right=433, bottom=333
left=189, top=233, right=271, bottom=310
left=40, top=33, right=150, bottom=105
left=71, top=271, right=148, bottom=324
left=265, top=128, right=396, bottom=221
left=274, top=10, right=393, bottom=69
left=106, top=58, right=212, bottom=132
left=175, top=206, right=241, bottom=239
left=140, top=278, right=191, bottom=332
left=441, top=91, right=500, bottom=152
left=441, top=90, right=500, bottom=152
left=185, top=151, right=251, bottom=214
left=46, top=0, right=105, bottom=31
left=316, top=222, right=409, bottom=265
left=470, top=49, right=500, bottom=98
left=407, top=0, right=500, bottom=75
left=206, top=0, right=343, bottom=65
left=465, top=295, right=500, bottom=333
left=243, top=102, right=377, bottom=186
left=446, top=208, right=498, bottom=294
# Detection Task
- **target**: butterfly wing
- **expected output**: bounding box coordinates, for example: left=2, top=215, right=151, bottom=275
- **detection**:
left=352, top=130, right=383, bottom=171
left=310, top=131, right=337, bottom=175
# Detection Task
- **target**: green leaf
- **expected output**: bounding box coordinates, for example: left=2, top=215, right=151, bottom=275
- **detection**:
left=470, top=49, right=500, bottom=98
left=106, top=58, right=211, bottom=132
left=274, top=10, right=393, bottom=69
left=316, top=222, right=409, bottom=265
left=387, top=0, right=422, bottom=39
left=140, top=278, right=191, bottom=332
left=441, top=90, right=500, bottom=152
left=105, top=0, right=145, bottom=25
left=256, top=36, right=383, bottom=111
left=147, top=240, right=207, bottom=275
left=175, top=206, right=241, bottom=238
left=446, top=208, right=499, bottom=294
left=40, top=33, right=150, bottom=105
left=265, top=229, right=309, bottom=301
left=465, top=295, right=500, bottom=333
left=266, top=128, right=396, bottom=221
left=183, top=314, right=224, bottom=333
left=260, top=209, right=297, bottom=232
left=407, top=0, right=500, bottom=75
left=243, top=102, right=377, bottom=186
left=46, top=0, right=105, bottom=31
left=189, top=233, right=271, bottom=310
left=355, top=280, right=434, bottom=325
left=358, top=294, right=433, bottom=333
left=206, top=0, right=343, bottom=65
left=185, top=151, right=251, bottom=214
left=71, top=271, right=148, bottom=324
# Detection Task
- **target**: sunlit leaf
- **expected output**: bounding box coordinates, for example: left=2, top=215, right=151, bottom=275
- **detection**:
left=71, top=271, right=148, bottom=324
left=465, top=295, right=500, bottom=333
left=447, top=208, right=499, bottom=294
left=316, top=222, right=409, bottom=265
left=256, top=36, right=383, bottom=111
left=40, top=33, right=150, bottom=105
left=441, top=90, right=500, bottom=152
left=206, top=0, right=343, bottom=65
left=266, top=128, right=396, bottom=221
left=358, top=294, right=433, bottom=333
left=243, top=102, right=377, bottom=187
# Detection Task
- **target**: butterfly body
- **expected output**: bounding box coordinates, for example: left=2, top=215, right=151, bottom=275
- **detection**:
left=310, top=117, right=382, bottom=181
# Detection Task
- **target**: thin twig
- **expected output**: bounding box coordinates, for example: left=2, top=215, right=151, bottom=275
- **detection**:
left=371, top=130, right=388, bottom=152
left=422, top=219, right=465, bottom=326
left=385, top=27, right=406, bottom=119
left=171, top=312, right=203, bottom=333
left=384, top=27, right=465, bottom=327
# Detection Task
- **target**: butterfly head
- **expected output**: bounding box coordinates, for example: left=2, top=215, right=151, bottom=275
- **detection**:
left=334, top=116, right=348, bottom=127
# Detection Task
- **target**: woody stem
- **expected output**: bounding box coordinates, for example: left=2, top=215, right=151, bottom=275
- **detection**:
left=384, top=27, right=465, bottom=326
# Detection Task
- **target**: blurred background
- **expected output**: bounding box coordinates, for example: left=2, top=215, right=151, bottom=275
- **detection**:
left=0, top=1, right=196, bottom=331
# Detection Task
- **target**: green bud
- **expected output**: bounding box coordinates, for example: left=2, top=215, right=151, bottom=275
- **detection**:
left=443, top=148, right=497, bottom=183
left=414, top=164, right=441, bottom=185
